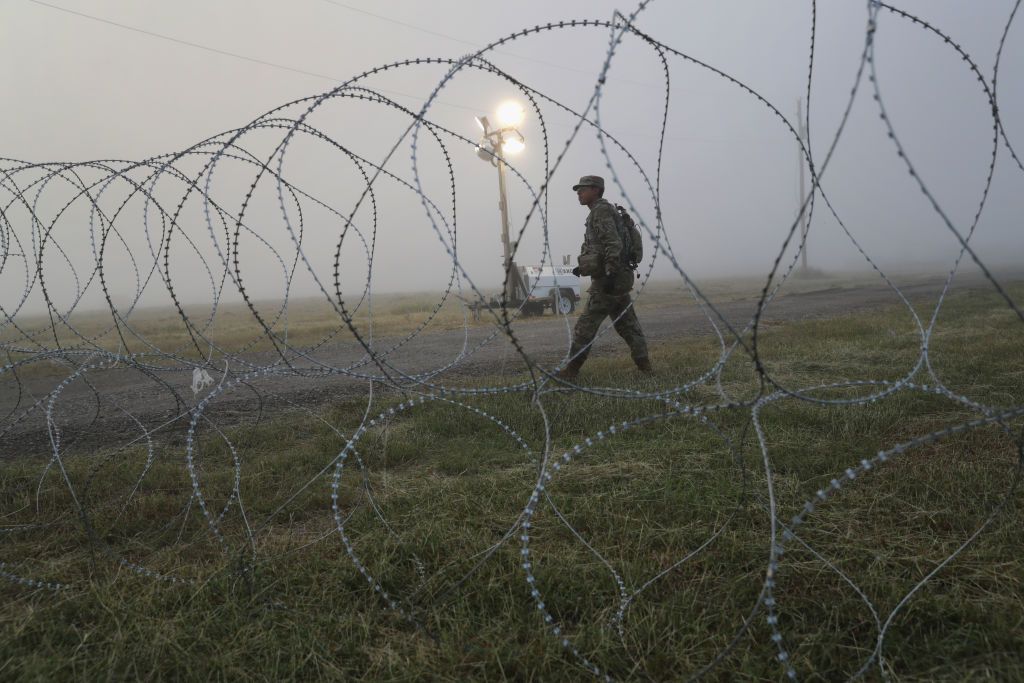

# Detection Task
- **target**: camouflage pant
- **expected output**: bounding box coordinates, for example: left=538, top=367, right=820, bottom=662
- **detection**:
left=570, top=291, right=649, bottom=363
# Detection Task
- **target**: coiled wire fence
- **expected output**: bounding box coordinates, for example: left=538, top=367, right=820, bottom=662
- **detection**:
left=1, top=1, right=1023, bottom=679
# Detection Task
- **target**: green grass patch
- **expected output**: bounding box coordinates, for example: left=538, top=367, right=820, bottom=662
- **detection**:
left=1, top=284, right=1022, bottom=680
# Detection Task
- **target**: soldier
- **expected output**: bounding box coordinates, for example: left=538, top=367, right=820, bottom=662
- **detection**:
left=557, top=175, right=652, bottom=380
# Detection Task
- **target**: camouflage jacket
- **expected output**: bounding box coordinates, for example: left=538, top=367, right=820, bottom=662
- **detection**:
left=577, top=198, right=633, bottom=294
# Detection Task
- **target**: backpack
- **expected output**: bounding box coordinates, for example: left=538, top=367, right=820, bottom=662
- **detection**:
left=614, top=204, right=643, bottom=270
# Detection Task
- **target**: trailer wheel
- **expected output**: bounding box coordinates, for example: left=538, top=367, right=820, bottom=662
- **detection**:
left=552, top=289, right=575, bottom=315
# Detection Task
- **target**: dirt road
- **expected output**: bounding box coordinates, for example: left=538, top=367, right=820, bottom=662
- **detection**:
left=0, top=274, right=1007, bottom=455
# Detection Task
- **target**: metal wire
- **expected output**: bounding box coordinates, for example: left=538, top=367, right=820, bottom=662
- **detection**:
left=1, top=2, right=1022, bottom=679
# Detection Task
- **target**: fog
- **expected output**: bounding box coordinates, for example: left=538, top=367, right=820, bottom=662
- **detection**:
left=2, top=0, right=1022, bottom=314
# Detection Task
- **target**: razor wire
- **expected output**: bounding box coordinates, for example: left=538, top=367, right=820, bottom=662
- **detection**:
left=2, top=0, right=1024, bottom=679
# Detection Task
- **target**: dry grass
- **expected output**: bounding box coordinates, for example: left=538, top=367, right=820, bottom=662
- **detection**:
left=0, top=280, right=1022, bottom=680
left=2, top=269, right=949, bottom=375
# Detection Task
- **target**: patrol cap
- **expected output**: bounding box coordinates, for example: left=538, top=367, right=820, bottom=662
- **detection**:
left=572, top=175, right=605, bottom=191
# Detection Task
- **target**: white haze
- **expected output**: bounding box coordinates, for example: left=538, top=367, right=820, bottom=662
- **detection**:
left=2, top=0, right=1022, bottom=313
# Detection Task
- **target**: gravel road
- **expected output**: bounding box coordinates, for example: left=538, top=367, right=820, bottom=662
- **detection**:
left=0, top=274, right=1004, bottom=456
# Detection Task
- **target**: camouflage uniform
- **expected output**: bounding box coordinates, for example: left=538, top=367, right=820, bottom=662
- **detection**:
left=570, top=197, right=649, bottom=366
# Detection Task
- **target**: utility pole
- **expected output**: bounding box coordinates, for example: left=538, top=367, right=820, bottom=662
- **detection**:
left=475, top=103, right=526, bottom=304
left=797, top=98, right=809, bottom=274
left=495, top=155, right=516, bottom=304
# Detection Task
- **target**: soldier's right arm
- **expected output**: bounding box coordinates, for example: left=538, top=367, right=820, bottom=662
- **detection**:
left=576, top=240, right=600, bottom=276
left=592, top=204, right=623, bottom=278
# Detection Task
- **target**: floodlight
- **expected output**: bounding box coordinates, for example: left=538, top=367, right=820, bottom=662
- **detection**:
left=475, top=115, right=490, bottom=133
left=501, top=137, right=525, bottom=155
left=495, top=101, right=524, bottom=128
left=476, top=144, right=494, bottom=161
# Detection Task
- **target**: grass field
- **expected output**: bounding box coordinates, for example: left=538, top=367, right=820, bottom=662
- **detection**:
left=1, top=282, right=1022, bottom=681
left=0, top=270, right=947, bottom=374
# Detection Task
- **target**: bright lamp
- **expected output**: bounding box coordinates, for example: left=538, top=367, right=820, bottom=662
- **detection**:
left=501, top=137, right=525, bottom=155
left=495, top=101, right=525, bottom=128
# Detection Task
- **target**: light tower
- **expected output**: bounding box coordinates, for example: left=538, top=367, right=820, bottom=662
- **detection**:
left=475, top=101, right=526, bottom=304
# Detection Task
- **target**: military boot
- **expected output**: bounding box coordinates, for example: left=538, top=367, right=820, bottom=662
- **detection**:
left=635, top=357, right=654, bottom=375
left=555, top=357, right=585, bottom=381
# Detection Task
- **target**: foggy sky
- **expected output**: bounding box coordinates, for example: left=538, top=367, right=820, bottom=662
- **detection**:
left=2, top=0, right=1022, bottom=313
